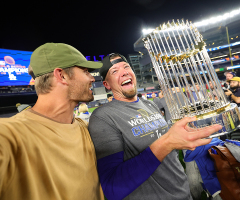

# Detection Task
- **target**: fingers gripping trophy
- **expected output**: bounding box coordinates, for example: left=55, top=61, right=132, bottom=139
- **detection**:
left=143, top=19, right=240, bottom=138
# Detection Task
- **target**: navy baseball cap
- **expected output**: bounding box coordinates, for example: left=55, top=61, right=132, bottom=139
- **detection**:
left=224, top=71, right=236, bottom=77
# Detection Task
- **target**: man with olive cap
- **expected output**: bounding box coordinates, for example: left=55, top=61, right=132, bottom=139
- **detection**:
left=0, top=43, right=104, bottom=200
left=88, top=53, right=222, bottom=200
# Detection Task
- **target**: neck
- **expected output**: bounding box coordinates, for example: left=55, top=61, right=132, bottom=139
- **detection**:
left=113, top=93, right=138, bottom=102
left=32, top=92, right=76, bottom=124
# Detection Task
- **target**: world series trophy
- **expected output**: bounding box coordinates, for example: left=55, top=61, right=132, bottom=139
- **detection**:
left=142, top=19, right=240, bottom=138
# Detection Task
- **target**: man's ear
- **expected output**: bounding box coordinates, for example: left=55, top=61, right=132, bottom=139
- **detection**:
left=53, top=68, right=68, bottom=85
left=103, top=80, right=111, bottom=91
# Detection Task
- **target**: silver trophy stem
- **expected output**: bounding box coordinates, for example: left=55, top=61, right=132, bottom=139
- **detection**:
left=187, top=20, right=228, bottom=105
left=147, top=35, right=181, bottom=118
left=146, top=38, right=177, bottom=118
left=171, top=20, right=206, bottom=111
left=176, top=20, right=211, bottom=109
left=152, top=31, right=188, bottom=115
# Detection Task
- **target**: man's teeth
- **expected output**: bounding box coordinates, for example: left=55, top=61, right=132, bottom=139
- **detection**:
left=90, top=86, right=93, bottom=90
left=122, top=79, right=131, bottom=85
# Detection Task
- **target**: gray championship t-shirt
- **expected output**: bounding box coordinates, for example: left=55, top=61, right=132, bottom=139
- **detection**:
left=89, top=98, right=192, bottom=200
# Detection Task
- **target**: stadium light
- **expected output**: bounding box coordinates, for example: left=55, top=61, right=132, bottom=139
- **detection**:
left=142, top=7, right=240, bottom=34
left=227, top=64, right=240, bottom=70
left=194, top=8, right=240, bottom=27
left=142, top=28, right=155, bottom=35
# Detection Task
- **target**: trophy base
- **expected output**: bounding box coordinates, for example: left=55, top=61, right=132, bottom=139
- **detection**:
left=207, top=131, right=230, bottom=139
left=171, top=103, right=240, bottom=138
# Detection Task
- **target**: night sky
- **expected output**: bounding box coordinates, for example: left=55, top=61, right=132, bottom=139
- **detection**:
left=1, top=0, right=240, bottom=59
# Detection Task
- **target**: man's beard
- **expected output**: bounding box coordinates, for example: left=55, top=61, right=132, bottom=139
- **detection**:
left=68, top=84, right=94, bottom=103
left=122, top=86, right=137, bottom=98
left=79, top=94, right=94, bottom=102
left=230, top=85, right=239, bottom=90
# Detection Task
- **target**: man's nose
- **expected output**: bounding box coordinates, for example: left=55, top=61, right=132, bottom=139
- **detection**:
left=89, top=74, right=95, bottom=82
left=122, top=70, right=129, bottom=76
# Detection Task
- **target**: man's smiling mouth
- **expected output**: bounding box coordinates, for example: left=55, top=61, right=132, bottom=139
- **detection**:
left=121, top=79, right=132, bottom=86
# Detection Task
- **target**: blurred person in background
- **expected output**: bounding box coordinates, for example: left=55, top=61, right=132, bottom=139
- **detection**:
left=75, top=103, right=92, bottom=122
left=154, top=88, right=186, bottom=122
left=107, top=93, right=113, bottom=102
left=208, top=80, right=218, bottom=100
left=224, top=77, right=240, bottom=140
left=16, top=103, right=31, bottom=112
left=142, top=93, right=147, bottom=100
left=195, top=83, right=204, bottom=99
left=225, top=71, right=236, bottom=81
left=223, top=71, right=236, bottom=89
left=190, top=83, right=205, bottom=101
left=152, top=90, right=165, bottom=118
left=224, top=77, right=240, bottom=107
left=137, top=93, right=143, bottom=99
left=152, top=92, right=156, bottom=99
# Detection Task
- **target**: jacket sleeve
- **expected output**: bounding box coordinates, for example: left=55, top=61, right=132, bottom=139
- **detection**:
left=97, top=147, right=160, bottom=200
left=184, top=138, right=223, bottom=196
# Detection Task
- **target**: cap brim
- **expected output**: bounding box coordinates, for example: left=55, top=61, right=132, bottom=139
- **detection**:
left=224, top=72, right=235, bottom=76
left=78, top=60, right=103, bottom=72
left=227, top=78, right=240, bottom=82
left=224, top=72, right=228, bottom=76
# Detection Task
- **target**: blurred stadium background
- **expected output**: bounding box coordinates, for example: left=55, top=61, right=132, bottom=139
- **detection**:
left=1, top=7, right=240, bottom=117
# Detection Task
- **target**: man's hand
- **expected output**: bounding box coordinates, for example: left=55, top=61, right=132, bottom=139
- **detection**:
left=224, top=89, right=233, bottom=96
left=150, top=117, right=222, bottom=161
left=165, top=117, right=222, bottom=151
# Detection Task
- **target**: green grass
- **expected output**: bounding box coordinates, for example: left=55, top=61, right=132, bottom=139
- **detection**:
left=89, top=107, right=98, bottom=113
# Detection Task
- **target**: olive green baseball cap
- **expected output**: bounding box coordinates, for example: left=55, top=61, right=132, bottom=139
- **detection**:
left=30, top=43, right=102, bottom=77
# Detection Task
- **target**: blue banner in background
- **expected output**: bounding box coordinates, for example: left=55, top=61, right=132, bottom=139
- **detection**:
left=0, top=48, right=33, bottom=86
left=0, top=48, right=106, bottom=86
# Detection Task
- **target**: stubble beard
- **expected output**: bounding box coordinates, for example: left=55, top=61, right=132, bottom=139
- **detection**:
left=75, top=91, right=94, bottom=103
left=68, top=83, right=94, bottom=103
left=79, top=88, right=94, bottom=102
left=84, top=93, right=94, bottom=102
left=122, top=85, right=137, bottom=98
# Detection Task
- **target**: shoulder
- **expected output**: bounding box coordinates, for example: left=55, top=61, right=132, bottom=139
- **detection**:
left=140, top=98, right=160, bottom=110
left=91, top=100, right=122, bottom=116
left=153, top=98, right=160, bottom=103
left=153, top=97, right=164, bottom=105
left=0, top=111, right=26, bottom=126
left=75, top=117, right=88, bottom=127
left=0, top=112, right=29, bottom=143
left=234, top=88, right=240, bottom=96
left=140, top=98, right=153, bottom=104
